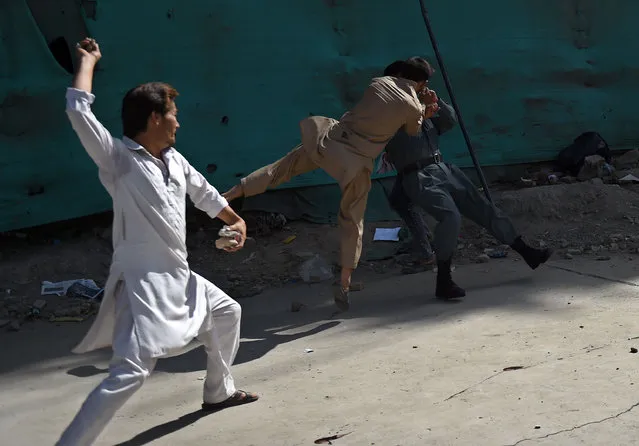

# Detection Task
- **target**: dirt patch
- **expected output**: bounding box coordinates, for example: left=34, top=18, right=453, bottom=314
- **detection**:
left=494, top=182, right=639, bottom=249
left=497, top=182, right=639, bottom=221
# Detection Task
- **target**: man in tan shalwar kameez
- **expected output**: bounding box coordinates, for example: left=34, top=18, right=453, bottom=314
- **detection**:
left=223, top=59, right=439, bottom=310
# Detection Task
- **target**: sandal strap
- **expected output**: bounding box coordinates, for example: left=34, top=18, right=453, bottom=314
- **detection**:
left=234, top=390, right=257, bottom=400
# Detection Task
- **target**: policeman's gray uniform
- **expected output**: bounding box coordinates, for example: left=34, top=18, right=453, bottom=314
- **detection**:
left=386, top=99, right=518, bottom=262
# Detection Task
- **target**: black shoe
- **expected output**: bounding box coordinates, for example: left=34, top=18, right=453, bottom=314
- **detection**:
left=436, top=280, right=466, bottom=299
left=435, top=259, right=466, bottom=299
left=510, top=237, right=553, bottom=270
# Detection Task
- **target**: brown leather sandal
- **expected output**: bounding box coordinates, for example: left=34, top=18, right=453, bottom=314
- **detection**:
left=201, top=390, right=259, bottom=411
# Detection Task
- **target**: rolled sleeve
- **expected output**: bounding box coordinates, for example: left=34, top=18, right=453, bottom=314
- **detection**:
left=66, top=87, right=96, bottom=112
left=198, top=188, right=229, bottom=218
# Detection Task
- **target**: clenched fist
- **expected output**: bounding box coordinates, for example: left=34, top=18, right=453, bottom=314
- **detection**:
left=419, top=88, right=438, bottom=105
left=75, top=38, right=102, bottom=65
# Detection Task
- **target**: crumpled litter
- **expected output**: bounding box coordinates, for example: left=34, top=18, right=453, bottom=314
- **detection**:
left=41, top=279, right=103, bottom=300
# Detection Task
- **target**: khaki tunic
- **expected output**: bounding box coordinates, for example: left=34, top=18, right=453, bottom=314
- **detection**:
left=242, top=76, right=424, bottom=268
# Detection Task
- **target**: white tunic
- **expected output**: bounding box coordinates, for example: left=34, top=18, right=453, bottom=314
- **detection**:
left=66, top=88, right=229, bottom=358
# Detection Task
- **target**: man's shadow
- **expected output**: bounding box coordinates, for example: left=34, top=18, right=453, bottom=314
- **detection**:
left=67, top=315, right=340, bottom=445
left=113, top=408, right=217, bottom=446
left=240, top=320, right=340, bottom=365
left=158, top=319, right=340, bottom=373
left=67, top=275, right=533, bottom=379
left=67, top=320, right=340, bottom=376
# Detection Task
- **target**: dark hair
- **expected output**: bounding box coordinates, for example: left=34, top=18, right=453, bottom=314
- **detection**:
left=384, top=57, right=434, bottom=83
left=383, top=60, right=406, bottom=77
left=121, top=82, right=179, bottom=138
left=403, top=57, right=435, bottom=82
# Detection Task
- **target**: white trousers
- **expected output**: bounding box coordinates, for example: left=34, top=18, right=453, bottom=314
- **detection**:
left=56, top=282, right=241, bottom=446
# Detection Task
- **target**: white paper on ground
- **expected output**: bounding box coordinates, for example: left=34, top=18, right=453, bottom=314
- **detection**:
left=619, top=174, right=639, bottom=183
left=373, top=227, right=401, bottom=242
left=41, top=279, right=100, bottom=297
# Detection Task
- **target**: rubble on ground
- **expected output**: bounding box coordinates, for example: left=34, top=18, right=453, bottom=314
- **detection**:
left=242, top=212, right=288, bottom=236
left=519, top=148, right=639, bottom=188
left=0, top=288, right=100, bottom=332
left=3, top=146, right=639, bottom=333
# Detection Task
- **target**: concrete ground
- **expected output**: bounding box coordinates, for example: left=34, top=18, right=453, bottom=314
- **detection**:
left=1, top=255, right=639, bottom=446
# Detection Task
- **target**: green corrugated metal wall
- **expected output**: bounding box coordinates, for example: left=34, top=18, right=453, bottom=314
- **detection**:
left=1, top=0, right=638, bottom=232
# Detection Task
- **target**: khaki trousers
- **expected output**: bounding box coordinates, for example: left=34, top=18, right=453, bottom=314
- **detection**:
left=241, top=144, right=371, bottom=269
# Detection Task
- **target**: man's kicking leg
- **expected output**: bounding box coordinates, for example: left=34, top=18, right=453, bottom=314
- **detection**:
left=57, top=286, right=156, bottom=446
left=224, top=148, right=368, bottom=310
left=223, top=144, right=317, bottom=201
left=445, top=164, right=552, bottom=268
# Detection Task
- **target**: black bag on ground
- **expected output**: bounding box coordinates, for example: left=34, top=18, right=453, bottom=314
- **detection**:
left=556, top=132, right=611, bottom=175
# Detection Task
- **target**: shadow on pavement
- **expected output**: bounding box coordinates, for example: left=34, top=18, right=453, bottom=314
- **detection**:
left=157, top=319, right=340, bottom=374
left=5, top=258, right=631, bottom=381
left=66, top=319, right=341, bottom=379
left=67, top=364, right=108, bottom=377
left=3, top=257, right=638, bottom=444
left=113, top=409, right=214, bottom=446
left=0, top=262, right=607, bottom=378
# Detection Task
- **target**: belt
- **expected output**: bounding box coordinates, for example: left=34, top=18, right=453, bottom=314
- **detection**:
left=399, top=153, right=442, bottom=176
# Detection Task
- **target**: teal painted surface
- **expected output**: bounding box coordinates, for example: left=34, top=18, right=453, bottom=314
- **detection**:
left=2, top=0, right=639, bottom=231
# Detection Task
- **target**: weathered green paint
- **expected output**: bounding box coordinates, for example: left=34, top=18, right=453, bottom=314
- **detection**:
left=2, top=0, right=638, bottom=231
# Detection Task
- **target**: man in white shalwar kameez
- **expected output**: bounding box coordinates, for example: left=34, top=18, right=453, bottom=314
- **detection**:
left=56, top=38, right=258, bottom=446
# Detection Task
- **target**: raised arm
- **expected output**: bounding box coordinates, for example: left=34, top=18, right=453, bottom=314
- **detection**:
left=66, top=38, right=117, bottom=171
left=180, top=155, right=247, bottom=250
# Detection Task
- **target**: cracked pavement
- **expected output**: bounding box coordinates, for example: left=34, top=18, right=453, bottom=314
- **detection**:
left=506, top=400, right=639, bottom=445
left=1, top=256, right=639, bottom=445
